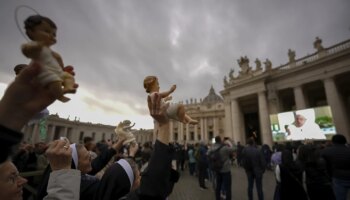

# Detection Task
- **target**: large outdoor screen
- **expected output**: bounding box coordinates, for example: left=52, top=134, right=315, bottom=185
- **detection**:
left=270, top=106, right=336, bottom=142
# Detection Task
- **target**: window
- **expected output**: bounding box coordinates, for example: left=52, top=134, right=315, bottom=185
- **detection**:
left=209, top=131, right=214, bottom=140
left=190, top=132, right=194, bottom=140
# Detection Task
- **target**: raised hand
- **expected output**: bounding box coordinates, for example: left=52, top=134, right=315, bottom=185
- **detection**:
left=45, top=139, right=72, bottom=171
left=0, top=62, right=58, bottom=131
left=147, top=92, right=169, bottom=125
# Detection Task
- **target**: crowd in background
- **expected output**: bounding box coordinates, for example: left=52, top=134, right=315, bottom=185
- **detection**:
left=160, top=133, right=350, bottom=200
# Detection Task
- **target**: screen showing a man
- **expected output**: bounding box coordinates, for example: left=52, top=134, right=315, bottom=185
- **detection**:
left=286, top=114, right=326, bottom=140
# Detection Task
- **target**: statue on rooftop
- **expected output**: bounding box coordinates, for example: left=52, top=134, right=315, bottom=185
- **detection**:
left=313, top=37, right=324, bottom=52
left=288, top=49, right=296, bottom=62
left=264, top=59, right=272, bottom=71
left=255, top=58, right=262, bottom=70
left=229, top=69, right=234, bottom=81
left=224, top=76, right=228, bottom=87
left=237, top=56, right=251, bottom=75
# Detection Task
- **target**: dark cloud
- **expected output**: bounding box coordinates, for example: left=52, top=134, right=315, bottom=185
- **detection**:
left=1, top=0, right=349, bottom=127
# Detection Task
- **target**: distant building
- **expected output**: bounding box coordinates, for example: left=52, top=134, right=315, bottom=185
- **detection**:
left=22, top=114, right=153, bottom=144
left=167, top=86, right=225, bottom=144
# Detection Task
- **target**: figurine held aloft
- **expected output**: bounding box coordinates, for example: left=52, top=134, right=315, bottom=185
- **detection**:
left=21, top=15, right=77, bottom=102
left=114, top=120, right=136, bottom=145
left=143, top=76, right=198, bottom=125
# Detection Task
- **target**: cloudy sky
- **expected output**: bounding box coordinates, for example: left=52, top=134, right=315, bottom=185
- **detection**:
left=0, top=0, right=349, bottom=129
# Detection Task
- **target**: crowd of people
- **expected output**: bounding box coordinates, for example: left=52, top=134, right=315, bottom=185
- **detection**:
left=1, top=46, right=350, bottom=200
left=0, top=62, right=181, bottom=200
left=160, top=132, right=350, bottom=200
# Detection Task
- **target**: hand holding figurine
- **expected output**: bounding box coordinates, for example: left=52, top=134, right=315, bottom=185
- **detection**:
left=0, top=62, right=57, bottom=131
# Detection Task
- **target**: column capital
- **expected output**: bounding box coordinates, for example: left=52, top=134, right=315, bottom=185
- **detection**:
left=258, top=90, right=266, bottom=96
left=323, top=76, right=334, bottom=83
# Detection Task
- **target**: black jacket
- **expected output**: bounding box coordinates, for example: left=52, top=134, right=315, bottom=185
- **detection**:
left=321, top=144, right=350, bottom=180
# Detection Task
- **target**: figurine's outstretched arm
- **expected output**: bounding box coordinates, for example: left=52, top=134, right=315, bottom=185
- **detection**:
left=159, top=85, right=176, bottom=98
left=124, top=123, right=135, bottom=130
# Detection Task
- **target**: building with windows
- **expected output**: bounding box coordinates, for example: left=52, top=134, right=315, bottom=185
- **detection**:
left=22, top=114, right=153, bottom=145
left=167, top=86, right=225, bottom=144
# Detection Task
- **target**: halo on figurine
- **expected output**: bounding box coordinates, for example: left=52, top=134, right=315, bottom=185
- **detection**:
left=15, top=5, right=40, bottom=41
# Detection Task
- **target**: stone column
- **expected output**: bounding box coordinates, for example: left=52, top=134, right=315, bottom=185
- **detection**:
left=32, top=123, right=39, bottom=144
left=213, top=118, right=219, bottom=137
left=204, top=118, right=208, bottom=142
left=194, top=124, right=198, bottom=141
left=46, top=125, right=56, bottom=142
left=200, top=118, right=204, bottom=141
left=324, top=78, right=350, bottom=141
left=231, top=99, right=242, bottom=143
left=224, top=100, right=233, bottom=138
left=258, top=91, right=273, bottom=146
left=185, top=123, right=190, bottom=143
left=293, top=85, right=307, bottom=110
left=179, top=122, right=184, bottom=143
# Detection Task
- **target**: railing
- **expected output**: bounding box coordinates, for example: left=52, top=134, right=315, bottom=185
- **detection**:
left=277, top=39, right=350, bottom=71
left=20, top=170, right=45, bottom=199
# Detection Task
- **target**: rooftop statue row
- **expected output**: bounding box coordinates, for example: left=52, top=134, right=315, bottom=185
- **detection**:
left=224, top=36, right=329, bottom=88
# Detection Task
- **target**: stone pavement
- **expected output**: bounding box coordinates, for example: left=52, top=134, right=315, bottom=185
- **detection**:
left=169, top=165, right=275, bottom=200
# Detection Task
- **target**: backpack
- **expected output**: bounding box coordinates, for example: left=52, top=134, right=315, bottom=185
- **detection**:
left=194, top=148, right=201, bottom=161
left=241, top=149, right=253, bottom=170
left=208, top=145, right=225, bottom=172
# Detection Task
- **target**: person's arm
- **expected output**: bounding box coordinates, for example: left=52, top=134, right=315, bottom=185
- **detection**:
left=0, top=63, right=61, bottom=163
left=89, top=138, right=125, bottom=175
left=137, top=92, right=177, bottom=198
left=127, top=143, right=139, bottom=160
left=44, top=140, right=81, bottom=200
left=275, top=165, right=281, bottom=183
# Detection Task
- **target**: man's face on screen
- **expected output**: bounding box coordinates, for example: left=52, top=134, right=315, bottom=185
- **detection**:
left=295, top=115, right=306, bottom=127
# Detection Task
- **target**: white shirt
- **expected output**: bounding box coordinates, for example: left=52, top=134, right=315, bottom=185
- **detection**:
left=286, top=121, right=326, bottom=140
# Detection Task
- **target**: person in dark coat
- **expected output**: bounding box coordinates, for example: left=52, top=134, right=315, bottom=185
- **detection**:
left=275, top=149, right=308, bottom=200
left=321, top=134, right=350, bottom=200
left=298, top=144, right=335, bottom=200
left=242, top=138, right=266, bottom=200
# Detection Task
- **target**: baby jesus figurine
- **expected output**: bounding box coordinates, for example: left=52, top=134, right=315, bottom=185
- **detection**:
left=21, top=15, right=77, bottom=102
left=143, top=76, right=198, bottom=125
left=114, top=120, right=136, bottom=145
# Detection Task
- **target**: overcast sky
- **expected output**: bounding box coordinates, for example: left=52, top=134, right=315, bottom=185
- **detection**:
left=0, top=0, right=349, bottom=129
